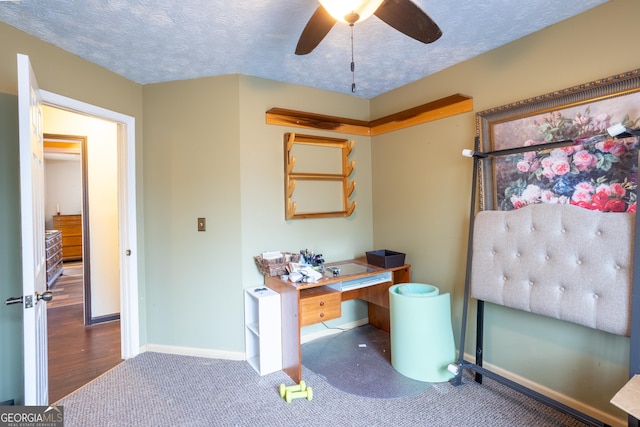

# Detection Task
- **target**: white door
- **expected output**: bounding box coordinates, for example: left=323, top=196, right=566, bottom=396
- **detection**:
left=17, top=53, right=50, bottom=405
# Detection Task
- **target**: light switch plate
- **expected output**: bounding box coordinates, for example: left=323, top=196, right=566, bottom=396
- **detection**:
left=198, top=217, right=206, bottom=231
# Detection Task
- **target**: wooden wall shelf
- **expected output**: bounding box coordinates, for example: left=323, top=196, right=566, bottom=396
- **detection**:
left=266, top=94, right=473, bottom=136
left=284, top=133, right=356, bottom=220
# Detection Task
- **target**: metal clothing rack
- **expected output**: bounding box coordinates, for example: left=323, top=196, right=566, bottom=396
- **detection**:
left=449, top=136, right=640, bottom=427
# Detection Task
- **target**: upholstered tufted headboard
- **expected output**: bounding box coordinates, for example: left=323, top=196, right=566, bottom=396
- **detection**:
left=471, top=203, right=635, bottom=336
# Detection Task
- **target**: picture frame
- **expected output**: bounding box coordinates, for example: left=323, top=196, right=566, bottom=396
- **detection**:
left=476, top=69, right=640, bottom=211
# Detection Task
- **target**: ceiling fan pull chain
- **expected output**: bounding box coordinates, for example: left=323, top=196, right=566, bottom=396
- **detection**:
left=350, top=24, right=356, bottom=93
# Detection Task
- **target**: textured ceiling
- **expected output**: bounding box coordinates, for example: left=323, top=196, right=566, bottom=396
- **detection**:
left=0, top=0, right=608, bottom=99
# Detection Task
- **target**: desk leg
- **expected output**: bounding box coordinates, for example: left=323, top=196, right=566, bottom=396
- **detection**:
left=368, top=304, right=390, bottom=332
left=278, top=285, right=303, bottom=384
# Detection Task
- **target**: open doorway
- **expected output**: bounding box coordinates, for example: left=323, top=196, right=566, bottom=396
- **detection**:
left=37, top=90, right=140, bottom=401
left=40, top=89, right=140, bottom=359
left=43, top=135, right=93, bottom=322
left=43, top=124, right=120, bottom=325
left=43, top=120, right=122, bottom=401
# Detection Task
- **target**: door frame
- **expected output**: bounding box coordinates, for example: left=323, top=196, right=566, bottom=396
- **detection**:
left=41, top=90, right=140, bottom=359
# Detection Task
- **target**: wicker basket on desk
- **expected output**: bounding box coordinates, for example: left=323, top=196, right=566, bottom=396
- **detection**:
left=254, top=252, right=300, bottom=277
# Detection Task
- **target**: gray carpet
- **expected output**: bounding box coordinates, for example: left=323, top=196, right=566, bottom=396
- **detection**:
left=302, top=324, right=432, bottom=398
left=56, top=352, right=591, bottom=426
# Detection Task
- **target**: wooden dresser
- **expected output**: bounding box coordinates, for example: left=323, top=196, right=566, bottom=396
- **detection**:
left=45, top=230, right=63, bottom=288
left=52, top=214, right=83, bottom=261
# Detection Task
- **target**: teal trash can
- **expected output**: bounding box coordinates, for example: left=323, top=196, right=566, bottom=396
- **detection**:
left=389, top=283, right=455, bottom=382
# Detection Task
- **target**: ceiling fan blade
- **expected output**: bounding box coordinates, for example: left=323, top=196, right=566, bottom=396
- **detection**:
left=295, top=6, right=336, bottom=55
left=374, top=0, right=442, bottom=44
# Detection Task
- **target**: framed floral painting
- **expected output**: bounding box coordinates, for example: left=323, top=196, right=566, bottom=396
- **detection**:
left=477, top=69, right=640, bottom=212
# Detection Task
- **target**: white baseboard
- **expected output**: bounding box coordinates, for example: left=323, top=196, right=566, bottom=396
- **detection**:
left=140, top=318, right=369, bottom=362
left=142, top=343, right=245, bottom=361
left=463, top=353, right=626, bottom=427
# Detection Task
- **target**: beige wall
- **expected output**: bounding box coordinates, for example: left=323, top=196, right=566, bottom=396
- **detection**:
left=370, top=0, right=639, bottom=422
left=141, top=74, right=372, bottom=351
left=142, top=75, right=243, bottom=351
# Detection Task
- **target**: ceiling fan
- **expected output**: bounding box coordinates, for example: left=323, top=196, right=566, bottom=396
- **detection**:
left=295, top=0, right=442, bottom=55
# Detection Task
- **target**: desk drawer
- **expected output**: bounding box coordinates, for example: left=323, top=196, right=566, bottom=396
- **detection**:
left=299, top=287, right=341, bottom=327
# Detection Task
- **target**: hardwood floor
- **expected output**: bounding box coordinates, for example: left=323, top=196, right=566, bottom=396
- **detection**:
left=47, top=261, right=122, bottom=403
left=47, top=261, right=83, bottom=308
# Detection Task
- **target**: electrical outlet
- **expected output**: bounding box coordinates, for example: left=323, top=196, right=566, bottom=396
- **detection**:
left=197, top=218, right=206, bottom=231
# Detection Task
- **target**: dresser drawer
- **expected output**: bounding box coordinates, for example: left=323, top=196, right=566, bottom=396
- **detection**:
left=63, top=245, right=83, bottom=259
left=53, top=215, right=82, bottom=227
left=47, top=232, right=62, bottom=246
left=47, top=259, right=63, bottom=277
left=62, top=235, right=83, bottom=246
left=299, top=287, right=341, bottom=327
left=46, top=242, right=62, bottom=259
left=47, top=250, right=63, bottom=266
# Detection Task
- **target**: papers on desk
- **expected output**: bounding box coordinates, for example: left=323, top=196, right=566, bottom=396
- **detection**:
left=288, top=264, right=323, bottom=283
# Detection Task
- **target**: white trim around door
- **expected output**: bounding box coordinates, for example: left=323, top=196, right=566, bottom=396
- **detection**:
left=41, top=90, right=140, bottom=359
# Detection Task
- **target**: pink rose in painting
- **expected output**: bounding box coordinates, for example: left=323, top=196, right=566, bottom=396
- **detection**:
left=540, top=157, right=556, bottom=178
left=542, top=167, right=555, bottom=179
left=559, top=146, right=577, bottom=156
left=628, top=203, right=636, bottom=213
left=611, top=183, right=626, bottom=197
left=572, top=150, right=597, bottom=171
left=575, top=181, right=595, bottom=193
left=594, top=183, right=627, bottom=198
left=571, top=189, right=592, bottom=203
left=510, top=196, right=527, bottom=209
left=609, top=142, right=627, bottom=157
left=541, top=157, right=554, bottom=167
left=596, top=139, right=616, bottom=153
left=516, top=160, right=530, bottom=172
left=550, top=159, right=570, bottom=176
left=540, top=190, right=555, bottom=203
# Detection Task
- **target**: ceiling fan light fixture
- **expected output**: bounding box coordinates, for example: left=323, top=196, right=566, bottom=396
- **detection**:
left=319, top=0, right=384, bottom=24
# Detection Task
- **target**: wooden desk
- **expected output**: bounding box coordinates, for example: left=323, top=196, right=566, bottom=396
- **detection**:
left=264, top=258, right=410, bottom=383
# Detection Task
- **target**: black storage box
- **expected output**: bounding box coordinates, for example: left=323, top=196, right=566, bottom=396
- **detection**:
left=365, top=250, right=406, bottom=268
